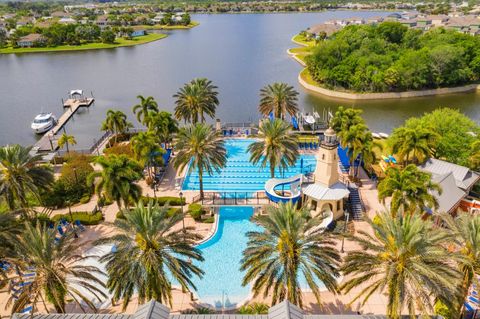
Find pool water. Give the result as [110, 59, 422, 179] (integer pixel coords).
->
[182, 139, 317, 192]
[191, 206, 261, 309]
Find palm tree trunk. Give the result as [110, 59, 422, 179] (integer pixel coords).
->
[66, 142, 69, 153]
[198, 169, 204, 200]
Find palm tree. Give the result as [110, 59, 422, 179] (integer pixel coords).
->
[88, 154, 143, 209]
[389, 126, 438, 164]
[248, 119, 298, 178]
[351, 131, 382, 177]
[340, 123, 368, 177]
[0, 212, 19, 283]
[174, 123, 227, 199]
[0, 145, 54, 210]
[241, 202, 340, 308]
[144, 111, 178, 148]
[101, 109, 133, 144]
[7, 222, 105, 314]
[330, 106, 364, 135]
[94, 201, 204, 310]
[173, 78, 219, 124]
[258, 82, 299, 119]
[238, 303, 269, 314]
[377, 164, 441, 216]
[57, 133, 76, 154]
[132, 95, 159, 125]
[442, 213, 480, 316]
[130, 131, 164, 178]
[341, 211, 462, 319]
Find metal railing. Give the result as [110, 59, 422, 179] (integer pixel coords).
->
[192, 191, 272, 205]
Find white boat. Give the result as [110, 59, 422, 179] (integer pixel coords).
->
[379, 132, 389, 139]
[31, 113, 56, 134]
[372, 132, 381, 139]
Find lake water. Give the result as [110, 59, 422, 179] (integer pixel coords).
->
[1, 12, 479, 148]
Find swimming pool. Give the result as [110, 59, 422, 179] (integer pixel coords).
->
[182, 139, 317, 192]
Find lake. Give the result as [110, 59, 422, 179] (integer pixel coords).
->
[1, 11, 479, 148]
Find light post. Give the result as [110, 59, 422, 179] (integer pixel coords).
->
[179, 192, 185, 235]
[341, 210, 350, 253]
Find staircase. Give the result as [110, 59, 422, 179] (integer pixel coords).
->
[347, 186, 364, 221]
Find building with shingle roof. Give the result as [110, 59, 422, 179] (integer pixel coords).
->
[418, 158, 480, 213]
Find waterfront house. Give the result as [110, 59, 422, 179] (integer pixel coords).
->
[16, 33, 45, 47]
[130, 26, 146, 37]
[366, 16, 384, 24]
[307, 23, 342, 38]
[96, 15, 109, 29]
[426, 14, 449, 26]
[58, 17, 76, 24]
[418, 158, 480, 214]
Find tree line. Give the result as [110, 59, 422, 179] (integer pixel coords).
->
[306, 22, 480, 92]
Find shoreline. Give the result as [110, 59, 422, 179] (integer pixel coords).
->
[289, 34, 480, 100]
[0, 33, 167, 55]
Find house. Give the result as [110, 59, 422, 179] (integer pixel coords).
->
[96, 15, 109, 29]
[151, 13, 164, 24]
[426, 14, 449, 26]
[16, 33, 45, 47]
[11, 300, 437, 319]
[307, 23, 342, 38]
[50, 11, 70, 19]
[16, 17, 35, 28]
[366, 16, 384, 24]
[0, 19, 6, 32]
[418, 158, 480, 214]
[130, 26, 146, 37]
[58, 17, 76, 24]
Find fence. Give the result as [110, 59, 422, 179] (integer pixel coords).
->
[192, 191, 272, 205]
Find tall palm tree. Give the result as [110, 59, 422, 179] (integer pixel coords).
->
[340, 123, 368, 177]
[7, 222, 106, 314]
[174, 124, 226, 199]
[173, 78, 219, 124]
[101, 109, 133, 144]
[377, 164, 441, 216]
[442, 213, 480, 317]
[0, 144, 54, 210]
[258, 82, 299, 119]
[248, 119, 298, 178]
[341, 211, 462, 319]
[241, 202, 340, 308]
[132, 95, 159, 125]
[88, 154, 143, 209]
[94, 201, 204, 310]
[389, 126, 438, 164]
[130, 131, 164, 178]
[57, 133, 76, 154]
[144, 111, 178, 148]
[351, 131, 382, 177]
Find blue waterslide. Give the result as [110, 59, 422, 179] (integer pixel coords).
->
[264, 174, 303, 203]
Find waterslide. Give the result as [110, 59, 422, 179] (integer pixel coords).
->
[265, 174, 303, 203]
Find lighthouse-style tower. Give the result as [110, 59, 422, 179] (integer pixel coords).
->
[302, 127, 350, 220]
[314, 127, 339, 187]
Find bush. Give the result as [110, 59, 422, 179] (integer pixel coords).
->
[104, 143, 134, 157]
[141, 196, 186, 206]
[80, 194, 91, 204]
[188, 203, 204, 220]
[203, 216, 215, 223]
[51, 211, 104, 225]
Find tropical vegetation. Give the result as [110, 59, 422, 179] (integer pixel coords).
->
[377, 164, 441, 215]
[341, 211, 463, 318]
[173, 78, 219, 124]
[94, 201, 204, 309]
[258, 82, 299, 119]
[307, 22, 480, 92]
[101, 109, 132, 144]
[248, 119, 299, 178]
[174, 123, 226, 199]
[57, 133, 76, 154]
[241, 202, 341, 308]
[132, 95, 159, 125]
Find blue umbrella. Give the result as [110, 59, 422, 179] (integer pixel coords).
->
[269, 112, 274, 121]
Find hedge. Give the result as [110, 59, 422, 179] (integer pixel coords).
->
[51, 211, 104, 225]
[116, 207, 182, 220]
[188, 203, 204, 221]
[140, 196, 186, 206]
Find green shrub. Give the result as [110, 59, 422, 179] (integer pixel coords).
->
[203, 216, 215, 223]
[141, 196, 186, 206]
[434, 300, 452, 319]
[80, 194, 91, 204]
[51, 211, 104, 225]
[117, 208, 181, 220]
[104, 143, 134, 157]
[188, 203, 204, 220]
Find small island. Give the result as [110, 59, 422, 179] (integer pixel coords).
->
[290, 16, 480, 99]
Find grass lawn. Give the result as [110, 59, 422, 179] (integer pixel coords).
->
[141, 21, 199, 30]
[0, 33, 167, 54]
[292, 33, 316, 47]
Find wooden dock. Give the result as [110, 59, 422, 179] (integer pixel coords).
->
[33, 98, 94, 152]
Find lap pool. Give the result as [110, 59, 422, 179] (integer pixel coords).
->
[182, 139, 317, 192]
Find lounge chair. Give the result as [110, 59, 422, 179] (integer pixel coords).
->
[74, 220, 86, 232]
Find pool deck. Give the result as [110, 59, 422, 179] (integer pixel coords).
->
[0, 149, 393, 317]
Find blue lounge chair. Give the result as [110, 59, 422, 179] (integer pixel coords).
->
[57, 225, 64, 236]
[465, 302, 474, 312]
[74, 220, 86, 232]
[309, 142, 313, 149]
[20, 306, 33, 314]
